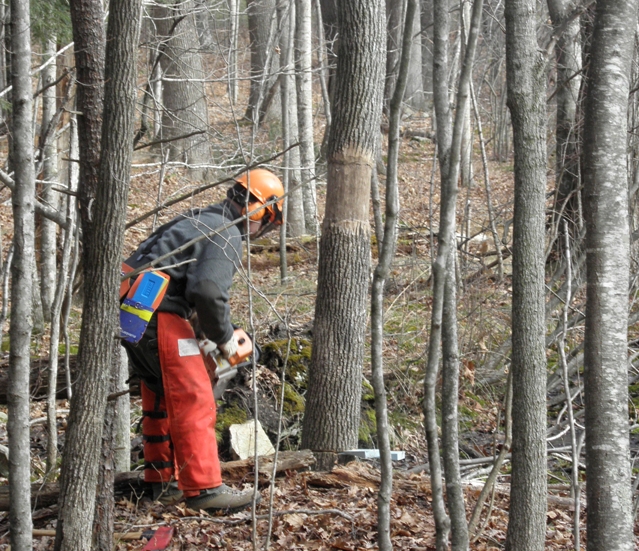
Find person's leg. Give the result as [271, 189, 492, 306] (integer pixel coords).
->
[156, 311, 222, 494]
[141, 381, 173, 483]
[156, 311, 259, 512]
[140, 381, 183, 504]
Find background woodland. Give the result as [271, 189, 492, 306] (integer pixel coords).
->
[0, 0, 636, 550]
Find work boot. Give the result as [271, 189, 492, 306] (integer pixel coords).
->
[186, 484, 260, 514]
[152, 481, 183, 505]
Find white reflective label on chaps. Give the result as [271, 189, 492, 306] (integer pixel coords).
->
[178, 338, 201, 357]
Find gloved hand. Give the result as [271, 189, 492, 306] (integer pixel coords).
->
[219, 333, 239, 359]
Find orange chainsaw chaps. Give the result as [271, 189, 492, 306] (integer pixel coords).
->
[156, 311, 222, 493]
[141, 382, 174, 484]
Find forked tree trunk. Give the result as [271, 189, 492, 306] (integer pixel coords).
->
[504, 0, 548, 549]
[371, 2, 416, 548]
[302, 0, 385, 471]
[56, 0, 140, 549]
[8, 0, 36, 549]
[581, 1, 637, 549]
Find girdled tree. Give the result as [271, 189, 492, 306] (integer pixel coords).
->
[301, 0, 385, 471]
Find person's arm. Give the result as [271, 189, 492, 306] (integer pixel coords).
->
[185, 226, 243, 348]
[189, 279, 234, 345]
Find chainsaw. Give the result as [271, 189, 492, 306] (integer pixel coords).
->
[199, 327, 258, 400]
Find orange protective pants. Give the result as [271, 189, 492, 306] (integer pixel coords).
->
[141, 311, 222, 496]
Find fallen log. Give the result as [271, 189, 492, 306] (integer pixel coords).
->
[0, 449, 315, 511]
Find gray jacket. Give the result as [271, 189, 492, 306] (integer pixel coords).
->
[126, 200, 243, 345]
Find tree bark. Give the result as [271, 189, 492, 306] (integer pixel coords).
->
[581, 1, 638, 550]
[504, 0, 548, 549]
[302, 0, 385, 470]
[245, 0, 277, 123]
[279, 1, 305, 237]
[295, 0, 318, 235]
[39, 38, 60, 322]
[548, 0, 581, 237]
[8, 0, 35, 548]
[55, 0, 141, 549]
[154, 0, 210, 179]
[370, 1, 416, 547]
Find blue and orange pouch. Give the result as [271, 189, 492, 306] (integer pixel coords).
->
[119, 266, 170, 344]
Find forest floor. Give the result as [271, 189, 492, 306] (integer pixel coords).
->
[0, 81, 637, 549]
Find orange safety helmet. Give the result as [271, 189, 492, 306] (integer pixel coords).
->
[234, 169, 285, 225]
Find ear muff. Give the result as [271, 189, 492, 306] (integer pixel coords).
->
[243, 202, 266, 221]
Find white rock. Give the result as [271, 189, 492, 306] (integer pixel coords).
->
[229, 420, 275, 460]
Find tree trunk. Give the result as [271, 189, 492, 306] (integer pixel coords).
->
[295, 0, 318, 235]
[384, 0, 406, 115]
[426, 0, 452, 540]
[504, 0, 548, 549]
[226, 0, 239, 104]
[39, 38, 60, 323]
[581, 1, 637, 550]
[154, 0, 210, 179]
[371, 2, 417, 548]
[8, 0, 35, 548]
[55, 0, 141, 549]
[420, 0, 433, 108]
[245, 0, 277, 123]
[279, 1, 305, 237]
[302, 0, 385, 470]
[548, 0, 581, 243]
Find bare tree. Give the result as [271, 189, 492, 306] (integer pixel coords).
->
[295, 0, 318, 234]
[7, 0, 35, 549]
[547, 0, 581, 238]
[55, 0, 141, 548]
[384, 0, 406, 115]
[504, 0, 548, 548]
[245, 0, 278, 123]
[581, 1, 638, 549]
[39, 37, 60, 322]
[279, 1, 305, 237]
[371, 2, 417, 548]
[153, 0, 210, 178]
[426, 0, 482, 547]
[302, 0, 385, 471]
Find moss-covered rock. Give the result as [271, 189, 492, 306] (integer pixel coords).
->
[215, 405, 248, 444]
[282, 382, 305, 416]
[261, 338, 312, 390]
[361, 378, 375, 402]
[358, 407, 377, 447]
